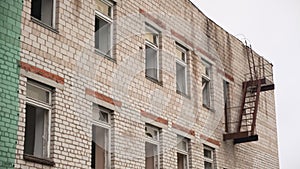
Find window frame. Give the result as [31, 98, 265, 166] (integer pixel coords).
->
[94, 0, 114, 58]
[25, 80, 52, 159]
[145, 124, 160, 169]
[223, 80, 230, 132]
[31, 0, 57, 28]
[176, 44, 188, 95]
[202, 60, 212, 108]
[203, 145, 215, 169]
[145, 25, 160, 81]
[177, 135, 189, 169]
[91, 104, 112, 169]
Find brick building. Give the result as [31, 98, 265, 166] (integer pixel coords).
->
[0, 0, 279, 168]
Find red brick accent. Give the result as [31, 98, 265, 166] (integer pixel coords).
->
[20, 61, 64, 84]
[140, 110, 168, 125]
[225, 72, 234, 82]
[172, 123, 195, 136]
[217, 68, 235, 82]
[171, 29, 194, 48]
[85, 88, 122, 107]
[170, 30, 215, 62]
[195, 46, 215, 62]
[139, 9, 166, 29]
[200, 134, 220, 146]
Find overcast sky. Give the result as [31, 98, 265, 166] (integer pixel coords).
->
[190, 0, 300, 168]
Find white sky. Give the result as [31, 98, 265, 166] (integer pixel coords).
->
[190, 0, 300, 168]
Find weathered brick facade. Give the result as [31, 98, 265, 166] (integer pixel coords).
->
[2, 0, 280, 168]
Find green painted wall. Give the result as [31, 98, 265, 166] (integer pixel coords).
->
[0, 0, 22, 168]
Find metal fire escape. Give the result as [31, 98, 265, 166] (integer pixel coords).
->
[223, 43, 275, 144]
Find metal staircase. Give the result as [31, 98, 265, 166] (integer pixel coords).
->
[223, 44, 275, 144]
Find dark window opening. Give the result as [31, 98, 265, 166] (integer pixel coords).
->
[31, 0, 54, 26]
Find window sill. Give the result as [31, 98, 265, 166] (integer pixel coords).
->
[202, 104, 216, 113]
[203, 104, 211, 110]
[146, 76, 163, 86]
[23, 154, 55, 166]
[31, 17, 59, 34]
[176, 90, 190, 99]
[94, 49, 116, 63]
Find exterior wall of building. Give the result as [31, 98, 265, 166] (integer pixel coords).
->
[0, 0, 23, 168]
[13, 0, 279, 169]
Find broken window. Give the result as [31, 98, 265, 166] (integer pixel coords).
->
[204, 145, 215, 169]
[145, 124, 160, 169]
[177, 136, 189, 169]
[176, 45, 188, 95]
[202, 60, 211, 108]
[95, 0, 113, 58]
[145, 25, 160, 81]
[91, 104, 111, 169]
[31, 0, 56, 27]
[24, 80, 52, 158]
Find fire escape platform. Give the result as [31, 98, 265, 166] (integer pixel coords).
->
[261, 83, 275, 92]
[223, 132, 258, 144]
[243, 78, 275, 92]
[234, 135, 258, 144]
[223, 131, 249, 140]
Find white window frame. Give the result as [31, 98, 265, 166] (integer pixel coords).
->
[176, 44, 188, 95]
[52, 0, 56, 28]
[145, 124, 160, 169]
[25, 80, 52, 158]
[204, 145, 215, 169]
[31, 0, 56, 28]
[145, 25, 160, 81]
[177, 135, 189, 169]
[202, 60, 212, 108]
[95, 0, 114, 58]
[92, 104, 111, 169]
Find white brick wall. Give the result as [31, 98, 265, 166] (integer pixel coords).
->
[15, 0, 279, 168]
